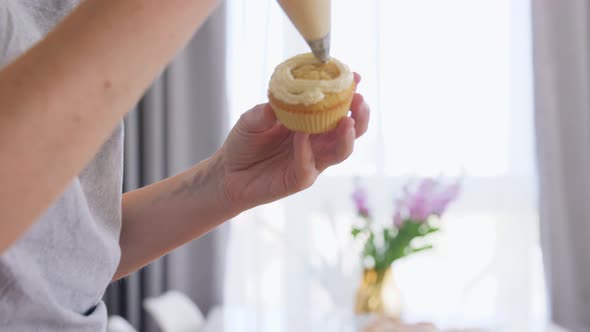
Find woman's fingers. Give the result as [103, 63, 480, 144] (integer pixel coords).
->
[292, 132, 316, 191]
[350, 93, 370, 138]
[334, 117, 356, 163]
[313, 117, 355, 171]
[291, 70, 365, 176]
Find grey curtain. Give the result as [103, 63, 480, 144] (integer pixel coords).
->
[105, 4, 230, 331]
[533, 1, 590, 331]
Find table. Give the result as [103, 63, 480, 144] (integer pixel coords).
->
[201, 306, 569, 332]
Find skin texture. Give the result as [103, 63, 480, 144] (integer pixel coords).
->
[0, 0, 371, 280]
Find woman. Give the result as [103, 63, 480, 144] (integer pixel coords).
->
[0, 0, 370, 330]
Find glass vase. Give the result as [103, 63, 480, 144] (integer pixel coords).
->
[354, 267, 402, 318]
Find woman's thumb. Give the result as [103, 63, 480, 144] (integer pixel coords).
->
[238, 103, 277, 133]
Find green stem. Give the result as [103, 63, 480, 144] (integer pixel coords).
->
[411, 245, 433, 254]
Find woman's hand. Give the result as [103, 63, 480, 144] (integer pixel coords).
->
[117, 74, 368, 278]
[220, 73, 370, 211]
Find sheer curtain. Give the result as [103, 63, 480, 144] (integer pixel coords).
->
[224, 0, 544, 331]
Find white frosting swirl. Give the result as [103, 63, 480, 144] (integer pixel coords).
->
[269, 53, 354, 106]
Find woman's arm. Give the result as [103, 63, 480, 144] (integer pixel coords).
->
[116, 152, 232, 280]
[0, 0, 219, 254]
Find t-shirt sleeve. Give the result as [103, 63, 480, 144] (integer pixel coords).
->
[0, 4, 15, 67]
[0, 2, 41, 68]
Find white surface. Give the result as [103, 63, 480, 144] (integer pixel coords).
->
[107, 315, 138, 332]
[203, 306, 568, 332]
[546, 324, 569, 332]
[143, 290, 205, 332]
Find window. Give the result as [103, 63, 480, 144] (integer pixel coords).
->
[225, 0, 544, 330]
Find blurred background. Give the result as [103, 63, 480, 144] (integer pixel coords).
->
[105, 0, 590, 331]
[225, 0, 539, 330]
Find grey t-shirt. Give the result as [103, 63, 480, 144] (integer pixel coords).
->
[0, 1, 124, 331]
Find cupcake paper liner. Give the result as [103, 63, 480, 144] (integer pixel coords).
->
[270, 100, 352, 134]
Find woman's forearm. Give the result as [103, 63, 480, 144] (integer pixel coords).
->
[115, 152, 237, 280]
[0, 0, 219, 253]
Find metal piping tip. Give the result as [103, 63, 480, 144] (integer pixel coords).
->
[307, 33, 331, 63]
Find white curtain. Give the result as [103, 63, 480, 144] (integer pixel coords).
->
[224, 0, 544, 331]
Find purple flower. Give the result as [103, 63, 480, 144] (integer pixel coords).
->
[430, 182, 461, 216]
[352, 185, 370, 218]
[393, 210, 403, 228]
[393, 178, 461, 227]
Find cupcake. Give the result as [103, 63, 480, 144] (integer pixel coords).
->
[268, 53, 355, 134]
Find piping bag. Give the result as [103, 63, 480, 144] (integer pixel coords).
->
[277, 0, 331, 62]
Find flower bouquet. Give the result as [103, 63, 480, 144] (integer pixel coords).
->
[351, 178, 461, 316]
